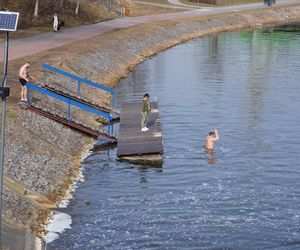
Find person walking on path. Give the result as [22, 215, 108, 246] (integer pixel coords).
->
[53, 13, 59, 32]
[18, 62, 34, 102]
[141, 93, 151, 132]
[204, 128, 219, 151]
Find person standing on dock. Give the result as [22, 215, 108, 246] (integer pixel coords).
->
[141, 93, 151, 132]
[18, 62, 34, 102]
[205, 128, 219, 151]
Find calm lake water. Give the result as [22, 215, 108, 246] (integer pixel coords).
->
[47, 28, 300, 249]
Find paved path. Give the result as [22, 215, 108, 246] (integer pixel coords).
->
[0, 0, 299, 62]
[167, 0, 202, 8]
[133, 0, 194, 9]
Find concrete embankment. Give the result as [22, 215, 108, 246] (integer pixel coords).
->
[2, 3, 300, 246]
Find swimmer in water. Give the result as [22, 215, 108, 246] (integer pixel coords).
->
[204, 128, 219, 151]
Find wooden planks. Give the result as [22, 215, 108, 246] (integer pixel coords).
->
[117, 101, 163, 160]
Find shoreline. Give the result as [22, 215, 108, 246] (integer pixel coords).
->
[43, 147, 91, 245]
[2, 4, 300, 247]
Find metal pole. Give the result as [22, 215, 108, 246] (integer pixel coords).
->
[0, 31, 9, 244]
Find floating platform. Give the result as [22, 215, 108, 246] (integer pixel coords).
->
[117, 101, 163, 165]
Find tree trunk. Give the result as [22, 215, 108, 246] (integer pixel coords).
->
[75, 0, 80, 15]
[34, 0, 39, 17]
[59, 0, 64, 9]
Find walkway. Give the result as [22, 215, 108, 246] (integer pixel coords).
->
[167, 0, 202, 8]
[133, 0, 194, 10]
[0, 0, 298, 62]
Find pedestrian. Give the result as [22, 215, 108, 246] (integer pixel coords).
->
[141, 93, 151, 132]
[18, 62, 34, 102]
[53, 13, 58, 32]
[204, 128, 219, 151]
[57, 19, 62, 31]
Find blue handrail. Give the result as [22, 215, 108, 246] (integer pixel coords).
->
[27, 82, 113, 134]
[42, 64, 116, 95]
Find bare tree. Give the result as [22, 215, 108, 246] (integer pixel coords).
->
[75, 0, 80, 14]
[59, 0, 65, 9]
[33, 0, 39, 17]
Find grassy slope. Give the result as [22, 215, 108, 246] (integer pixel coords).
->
[0, 0, 116, 37]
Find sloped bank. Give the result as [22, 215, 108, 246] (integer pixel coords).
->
[3, 3, 300, 246]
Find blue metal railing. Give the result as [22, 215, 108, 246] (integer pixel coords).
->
[42, 64, 116, 97]
[27, 82, 113, 135]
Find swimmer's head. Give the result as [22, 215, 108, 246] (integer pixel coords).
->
[209, 131, 215, 136]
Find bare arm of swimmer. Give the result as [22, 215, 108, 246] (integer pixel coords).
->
[212, 128, 219, 141]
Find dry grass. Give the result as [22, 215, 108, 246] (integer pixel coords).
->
[0, 0, 116, 29]
[0, 0, 179, 38]
[0, 0, 118, 40]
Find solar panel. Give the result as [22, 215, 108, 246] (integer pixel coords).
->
[0, 11, 19, 32]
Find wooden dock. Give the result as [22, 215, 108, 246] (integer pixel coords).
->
[117, 101, 163, 165]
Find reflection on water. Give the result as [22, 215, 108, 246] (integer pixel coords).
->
[47, 29, 300, 249]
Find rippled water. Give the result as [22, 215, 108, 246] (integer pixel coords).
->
[47, 28, 300, 249]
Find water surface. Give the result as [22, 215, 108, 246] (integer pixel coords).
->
[47, 28, 300, 249]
